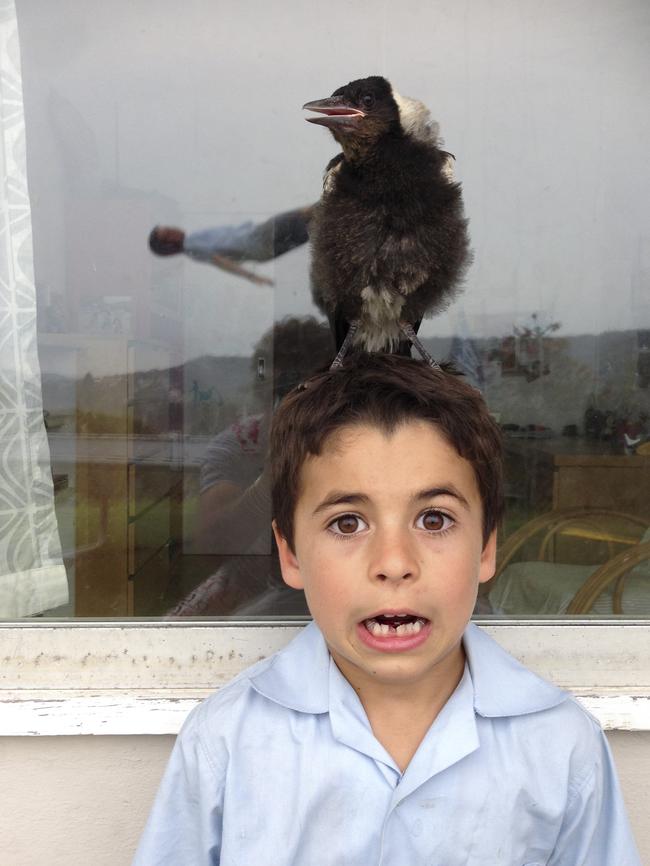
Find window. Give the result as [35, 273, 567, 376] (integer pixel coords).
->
[3, 0, 649, 622]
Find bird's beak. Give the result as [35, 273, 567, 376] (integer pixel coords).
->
[303, 95, 365, 130]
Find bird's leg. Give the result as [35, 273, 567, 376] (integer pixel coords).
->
[399, 322, 440, 369]
[330, 321, 360, 369]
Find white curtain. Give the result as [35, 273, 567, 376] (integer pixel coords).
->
[0, 1, 68, 616]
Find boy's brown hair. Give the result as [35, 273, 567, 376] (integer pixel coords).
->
[270, 353, 504, 551]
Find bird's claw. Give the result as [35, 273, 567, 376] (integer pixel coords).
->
[399, 322, 440, 368]
[329, 320, 360, 369]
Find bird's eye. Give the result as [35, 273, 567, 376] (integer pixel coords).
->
[416, 510, 454, 533]
[328, 514, 368, 536]
[361, 93, 375, 109]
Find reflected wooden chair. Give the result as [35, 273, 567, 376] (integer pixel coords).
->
[565, 539, 650, 614]
[490, 509, 650, 615]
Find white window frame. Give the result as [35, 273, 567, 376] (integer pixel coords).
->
[1, 619, 649, 735]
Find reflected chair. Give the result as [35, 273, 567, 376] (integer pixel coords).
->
[488, 509, 650, 616]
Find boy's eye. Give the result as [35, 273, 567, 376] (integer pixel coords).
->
[328, 514, 368, 536]
[417, 510, 453, 532]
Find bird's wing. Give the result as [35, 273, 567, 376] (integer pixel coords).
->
[323, 153, 344, 193]
[441, 152, 456, 181]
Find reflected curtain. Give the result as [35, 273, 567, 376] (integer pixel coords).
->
[0, 2, 68, 616]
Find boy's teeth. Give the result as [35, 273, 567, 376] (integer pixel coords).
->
[364, 618, 425, 636]
[396, 620, 423, 635]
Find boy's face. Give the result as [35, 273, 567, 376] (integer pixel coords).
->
[274, 420, 496, 700]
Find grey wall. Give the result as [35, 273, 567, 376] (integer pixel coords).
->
[0, 732, 648, 864]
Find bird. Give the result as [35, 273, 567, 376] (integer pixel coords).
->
[303, 76, 471, 367]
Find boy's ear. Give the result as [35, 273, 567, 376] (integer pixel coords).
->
[478, 530, 498, 584]
[272, 521, 305, 590]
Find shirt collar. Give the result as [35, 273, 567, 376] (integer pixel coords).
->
[463, 622, 568, 717]
[249, 620, 568, 719]
[249, 621, 330, 713]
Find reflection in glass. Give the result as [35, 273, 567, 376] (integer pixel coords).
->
[10, 0, 650, 618]
[480, 325, 650, 616]
[173, 315, 332, 617]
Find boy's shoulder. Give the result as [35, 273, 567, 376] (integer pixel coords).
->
[190, 650, 280, 727]
[178, 652, 279, 775]
[464, 621, 597, 723]
[464, 622, 607, 782]
[184, 623, 328, 758]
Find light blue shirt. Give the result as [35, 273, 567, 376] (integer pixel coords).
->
[184, 223, 264, 262]
[133, 623, 641, 865]
[183, 209, 309, 264]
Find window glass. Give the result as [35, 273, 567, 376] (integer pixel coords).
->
[7, 0, 650, 619]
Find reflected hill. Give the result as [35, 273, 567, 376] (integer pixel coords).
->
[39, 329, 649, 453]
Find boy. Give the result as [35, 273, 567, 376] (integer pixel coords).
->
[133, 354, 641, 865]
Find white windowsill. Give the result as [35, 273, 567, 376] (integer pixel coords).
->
[1, 620, 649, 735]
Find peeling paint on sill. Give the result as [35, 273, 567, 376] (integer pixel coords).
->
[1, 623, 649, 735]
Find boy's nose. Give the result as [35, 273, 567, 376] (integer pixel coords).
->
[368, 528, 420, 583]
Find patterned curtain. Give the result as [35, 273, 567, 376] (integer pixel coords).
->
[0, 2, 68, 616]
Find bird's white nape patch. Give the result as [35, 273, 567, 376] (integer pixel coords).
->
[393, 87, 455, 179]
[392, 89, 440, 145]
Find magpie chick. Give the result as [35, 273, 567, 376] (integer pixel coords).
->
[304, 76, 471, 367]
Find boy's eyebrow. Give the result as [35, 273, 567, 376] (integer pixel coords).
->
[415, 486, 471, 510]
[312, 492, 369, 515]
[312, 485, 471, 516]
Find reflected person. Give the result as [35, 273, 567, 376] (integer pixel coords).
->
[149, 206, 312, 285]
[170, 316, 333, 616]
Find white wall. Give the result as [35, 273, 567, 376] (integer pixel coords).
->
[0, 732, 648, 865]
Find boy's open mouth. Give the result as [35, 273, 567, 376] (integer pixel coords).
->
[362, 613, 429, 637]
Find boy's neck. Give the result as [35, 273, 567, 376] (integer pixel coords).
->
[331, 642, 467, 773]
